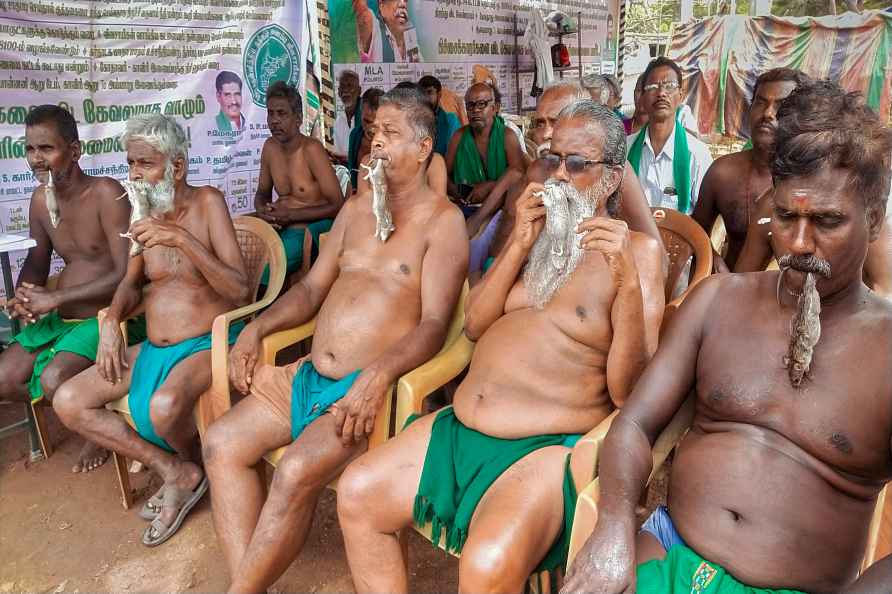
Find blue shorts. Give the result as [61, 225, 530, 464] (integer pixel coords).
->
[640, 505, 687, 552]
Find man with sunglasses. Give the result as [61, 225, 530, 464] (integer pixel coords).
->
[445, 82, 526, 216]
[338, 99, 665, 592]
[627, 57, 713, 215]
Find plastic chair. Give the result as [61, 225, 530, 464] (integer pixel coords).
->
[651, 207, 713, 327]
[565, 396, 890, 576]
[104, 216, 286, 509]
[199, 275, 471, 494]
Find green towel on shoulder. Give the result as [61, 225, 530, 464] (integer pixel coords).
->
[453, 115, 508, 185]
[628, 114, 693, 214]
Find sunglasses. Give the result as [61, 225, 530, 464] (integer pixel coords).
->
[465, 99, 493, 111]
[643, 80, 680, 93]
[541, 153, 613, 175]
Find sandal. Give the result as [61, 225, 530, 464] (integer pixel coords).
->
[137, 486, 165, 521]
[141, 475, 208, 547]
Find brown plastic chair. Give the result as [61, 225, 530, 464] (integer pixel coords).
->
[565, 395, 890, 576]
[104, 216, 286, 509]
[651, 208, 713, 328]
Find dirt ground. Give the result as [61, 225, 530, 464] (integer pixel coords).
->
[0, 404, 458, 594]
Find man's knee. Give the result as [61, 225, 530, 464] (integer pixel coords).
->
[53, 381, 85, 426]
[39, 358, 85, 402]
[203, 415, 248, 468]
[337, 459, 381, 521]
[148, 390, 190, 439]
[459, 541, 525, 594]
[271, 449, 327, 500]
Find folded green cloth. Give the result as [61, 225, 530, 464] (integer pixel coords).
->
[12, 312, 147, 402]
[637, 544, 806, 594]
[129, 321, 243, 452]
[410, 406, 580, 578]
[453, 115, 508, 186]
[628, 115, 693, 214]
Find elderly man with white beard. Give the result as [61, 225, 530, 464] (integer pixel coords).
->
[200, 87, 468, 593]
[54, 113, 250, 546]
[336, 100, 665, 593]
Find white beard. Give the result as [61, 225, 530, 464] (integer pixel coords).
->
[523, 180, 602, 309]
[361, 157, 395, 242]
[117, 168, 176, 256]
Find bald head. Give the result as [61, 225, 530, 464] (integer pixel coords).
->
[530, 82, 589, 155]
[465, 82, 500, 132]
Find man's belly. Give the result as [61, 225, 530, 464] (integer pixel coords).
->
[669, 428, 879, 593]
[453, 314, 612, 439]
[311, 273, 421, 379]
[56, 259, 117, 319]
[144, 280, 234, 345]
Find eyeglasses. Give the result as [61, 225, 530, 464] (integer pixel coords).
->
[643, 80, 680, 93]
[541, 153, 613, 175]
[464, 99, 493, 111]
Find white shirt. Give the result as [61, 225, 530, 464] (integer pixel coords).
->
[361, 18, 419, 63]
[333, 109, 355, 156]
[626, 125, 713, 215]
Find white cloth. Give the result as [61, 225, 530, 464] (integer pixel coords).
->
[626, 126, 713, 215]
[522, 11, 554, 89]
[677, 104, 699, 135]
[333, 110, 355, 156]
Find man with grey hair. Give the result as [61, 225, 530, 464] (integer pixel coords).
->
[54, 113, 250, 546]
[337, 99, 665, 593]
[467, 80, 662, 284]
[201, 87, 468, 592]
[332, 69, 361, 162]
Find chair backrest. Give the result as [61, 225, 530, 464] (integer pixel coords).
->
[233, 216, 286, 304]
[651, 207, 713, 306]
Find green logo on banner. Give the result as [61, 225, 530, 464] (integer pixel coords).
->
[244, 24, 301, 108]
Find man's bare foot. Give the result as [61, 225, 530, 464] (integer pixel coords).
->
[71, 441, 109, 473]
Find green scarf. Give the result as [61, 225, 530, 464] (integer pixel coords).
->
[628, 116, 693, 214]
[216, 110, 242, 133]
[452, 115, 508, 185]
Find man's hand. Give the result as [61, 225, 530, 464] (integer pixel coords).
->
[14, 283, 59, 317]
[131, 218, 186, 249]
[330, 368, 392, 447]
[97, 317, 127, 384]
[560, 521, 637, 594]
[467, 181, 496, 205]
[578, 218, 639, 288]
[262, 201, 296, 226]
[5, 295, 36, 324]
[466, 211, 487, 239]
[510, 182, 546, 251]
[228, 323, 264, 394]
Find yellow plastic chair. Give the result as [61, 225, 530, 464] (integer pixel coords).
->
[104, 216, 286, 509]
[198, 276, 471, 494]
[565, 395, 890, 576]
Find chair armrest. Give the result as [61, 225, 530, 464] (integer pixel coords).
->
[394, 334, 474, 432]
[569, 409, 620, 493]
[566, 395, 696, 570]
[260, 319, 316, 366]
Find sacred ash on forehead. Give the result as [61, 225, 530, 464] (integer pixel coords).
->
[361, 157, 395, 242]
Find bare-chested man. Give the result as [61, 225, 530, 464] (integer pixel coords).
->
[693, 68, 810, 270]
[736, 167, 892, 299]
[0, 105, 141, 473]
[446, 83, 526, 214]
[255, 81, 344, 283]
[337, 100, 665, 593]
[201, 88, 467, 593]
[468, 82, 662, 284]
[563, 80, 892, 594]
[54, 113, 249, 546]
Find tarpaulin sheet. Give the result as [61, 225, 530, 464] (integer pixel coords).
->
[668, 10, 891, 138]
